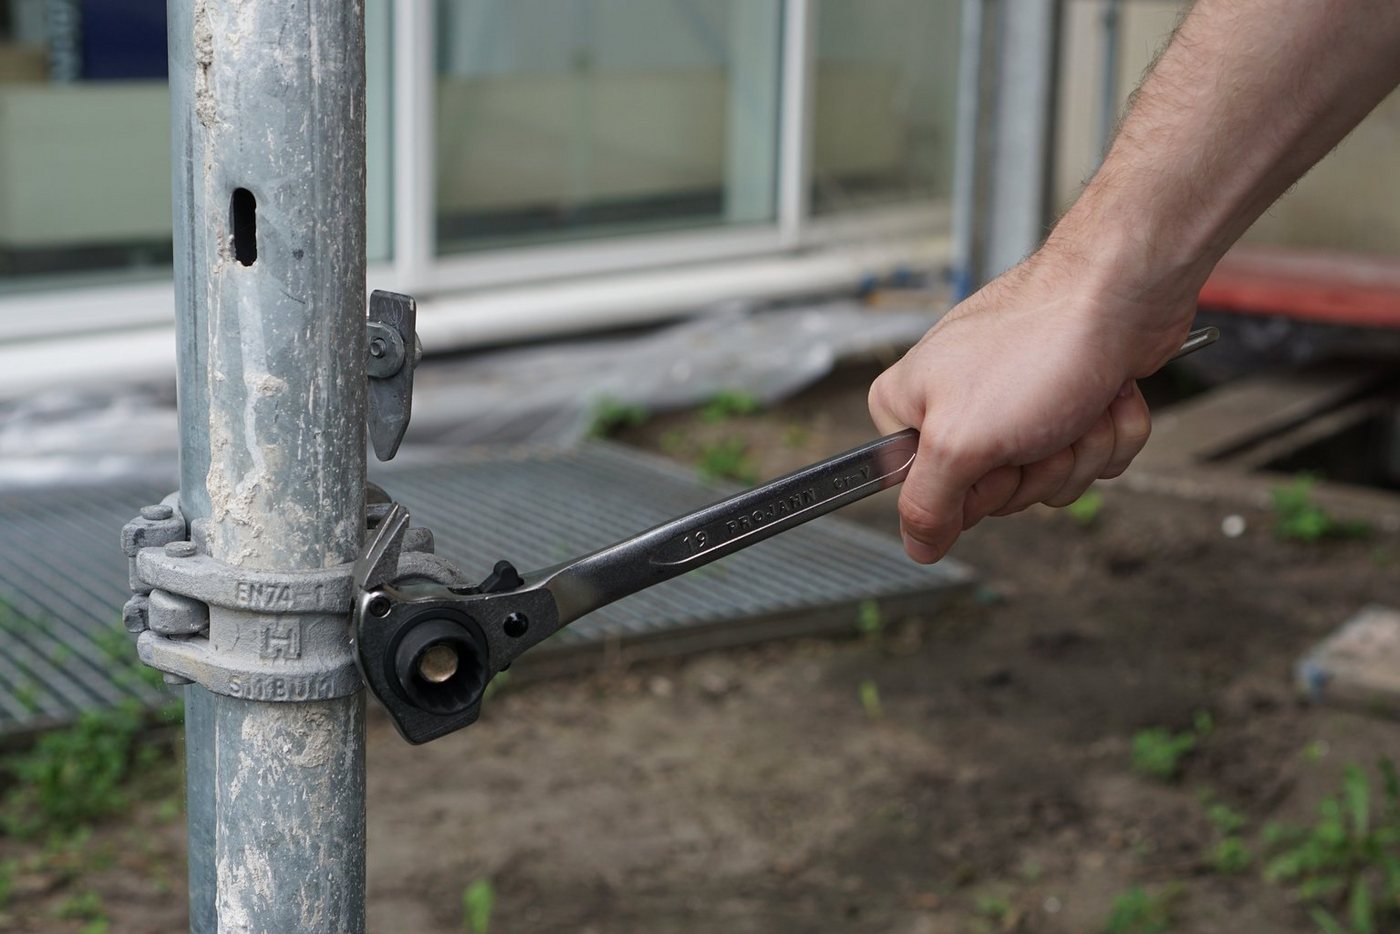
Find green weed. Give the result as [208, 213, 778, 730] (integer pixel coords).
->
[1205, 802, 1248, 836]
[1131, 713, 1211, 782]
[462, 878, 495, 934]
[1271, 475, 1370, 543]
[586, 397, 648, 439]
[14, 681, 40, 713]
[975, 893, 1013, 922]
[1066, 489, 1105, 526]
[1304, 741, 1331, 764]
[1209, 837, 1253, 874]
[696, 439, 758, 485]
[1104, 885, 1178, 934]
[0, 858, 15, 909]
[1, 701, 149, 837]
[57, 889, 105, 922]
[1264, 760, 1400, 933]
[855, 599, 884, 640]
[700, 390, 762, 423]
[858, 680, 883, 720]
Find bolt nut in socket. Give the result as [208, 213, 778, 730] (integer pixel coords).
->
[389, 612, 489, 716]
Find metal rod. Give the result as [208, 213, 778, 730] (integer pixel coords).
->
[950, 0, 986, 299]
[1097, 0, 1125, 160]
[986, 0, 1064, 279]
[168, 1, 369, 930]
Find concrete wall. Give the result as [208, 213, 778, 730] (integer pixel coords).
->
[1057, 0, 1400, 255]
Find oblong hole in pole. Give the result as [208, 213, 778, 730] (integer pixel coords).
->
[231, 188, 258, 266]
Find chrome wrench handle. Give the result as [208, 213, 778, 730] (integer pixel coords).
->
[536, 430, 919, 625]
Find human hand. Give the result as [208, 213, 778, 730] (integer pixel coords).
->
[868, 252, 1197, 563]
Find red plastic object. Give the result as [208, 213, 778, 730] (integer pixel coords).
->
[1199, 245, 1400, 328]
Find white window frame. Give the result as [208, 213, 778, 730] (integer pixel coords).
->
[0, 0, 952, 353]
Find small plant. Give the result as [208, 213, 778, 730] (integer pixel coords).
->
[1066, 489, 1105, 526]
[1131, 713, 1211, 782]
[1264, 760, 1400, 934]
[858, 680, 882, 720]
[1304, 741, 1331, 764]
[1104, 885, 1178, 934]
[855, 599, 884, 640]
[462, 878, 494, 934]
[57, 889, 105, 922]
[1271, 475, 1370, 543]
[1, 700, 149, 837]
[14, 681, 40, 713]
[0, 858, 15, 909]
[1209, 836, 1253, 875]
[1205, 801, 1248, 836]
[700, 389, 762, 423]
[696, 439, 758, 485]
[586, 397, 648, 439]
[975, 893, 1013, 922]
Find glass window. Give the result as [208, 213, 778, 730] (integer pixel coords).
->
[0, 0, 392, 293]
[0, 0, 172, 289]
[811, 0, 961, 215]
[433, 0, 782, 255]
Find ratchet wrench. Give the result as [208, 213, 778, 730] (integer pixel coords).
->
[355, 326, 1218, 742]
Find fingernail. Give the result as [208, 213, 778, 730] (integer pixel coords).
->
[901, 531, 942, 565]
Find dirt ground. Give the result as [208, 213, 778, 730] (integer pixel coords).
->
[4, 362, 1400, 933]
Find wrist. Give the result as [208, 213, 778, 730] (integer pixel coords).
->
[1045, 182, 1216, 311]
[1025, 192, 1208, 373]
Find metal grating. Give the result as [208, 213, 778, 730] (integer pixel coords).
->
[0, 443, 972, 736]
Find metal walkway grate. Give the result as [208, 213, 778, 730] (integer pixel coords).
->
[0, 443, 972, 736]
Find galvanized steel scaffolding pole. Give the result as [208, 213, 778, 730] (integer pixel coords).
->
[167, 1, 369, 930]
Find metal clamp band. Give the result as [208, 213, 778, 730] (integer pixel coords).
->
[122, 494, 463, 701]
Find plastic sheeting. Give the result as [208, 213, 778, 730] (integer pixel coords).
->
[408, 300, 940, 446]
[0, 300, 941, 488]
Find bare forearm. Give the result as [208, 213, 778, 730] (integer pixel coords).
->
[1054, 0, 1400, 307]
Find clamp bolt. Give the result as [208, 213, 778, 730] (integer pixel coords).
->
[141, 504, 175, 521]
[367, 594, 392, 618]
[165, 541, 197, 558]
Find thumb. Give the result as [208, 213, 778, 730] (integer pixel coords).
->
[896, 431, 987, 564]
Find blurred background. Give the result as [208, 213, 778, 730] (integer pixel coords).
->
[0, 1, 1398, 932]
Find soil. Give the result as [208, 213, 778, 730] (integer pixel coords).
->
[5, 363, 1400, 933]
